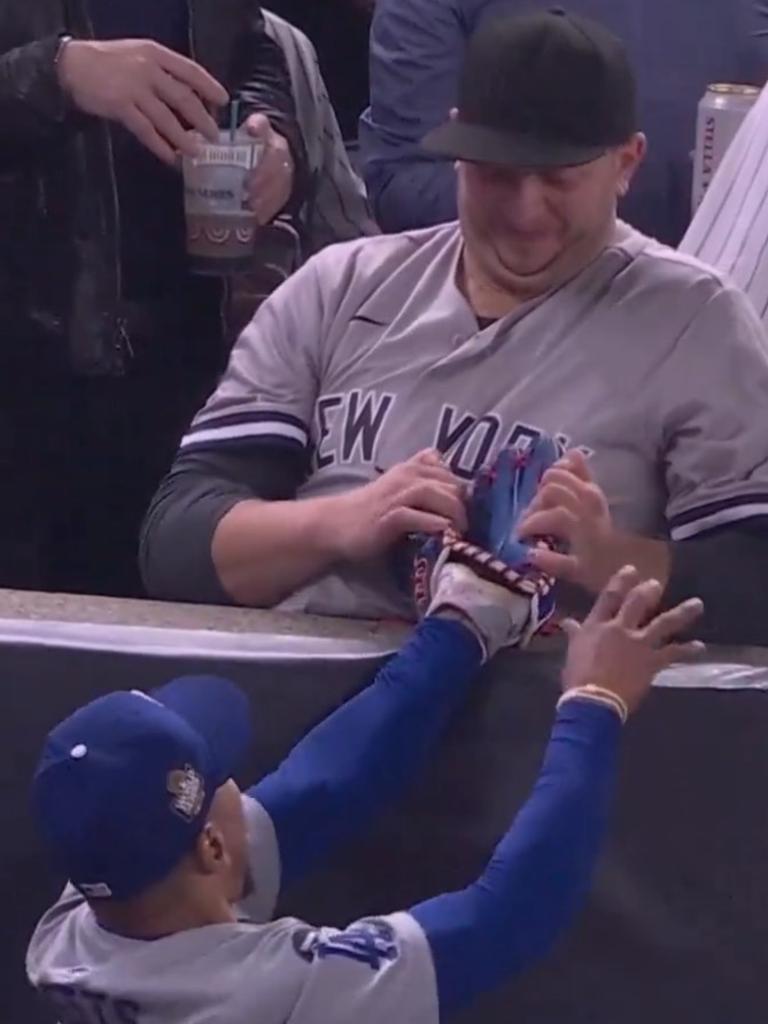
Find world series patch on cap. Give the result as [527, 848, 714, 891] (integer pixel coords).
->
[31, 675, 253, 900]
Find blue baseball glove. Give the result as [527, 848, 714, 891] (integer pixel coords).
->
[412, 436, 560, 647]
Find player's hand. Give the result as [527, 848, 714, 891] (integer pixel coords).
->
[326, 450, 468, 561]
[517, 449, 618, 592]
[243, 114, 294, 225]
[57, 39, 227, 164]
[561, 565, 705, 714]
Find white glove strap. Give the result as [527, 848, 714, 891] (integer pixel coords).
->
[427, 563, 532, 660]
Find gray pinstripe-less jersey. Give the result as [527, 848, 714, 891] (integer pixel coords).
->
[182, 221, 768, 619]
[27, 797, 437, 1024]
[681, 81, 768, 324]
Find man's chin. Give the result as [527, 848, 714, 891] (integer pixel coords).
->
[497, 249, 563, 279]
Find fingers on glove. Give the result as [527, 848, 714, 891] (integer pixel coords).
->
[383, 507, 451, 542]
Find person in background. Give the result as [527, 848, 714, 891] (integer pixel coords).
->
[267, 0, 375, 142]
[0, 1, 305, 598]
[228, 10, 379, 341]
[360, 0, 767, 242]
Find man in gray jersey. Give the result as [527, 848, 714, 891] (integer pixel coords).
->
[141, 10, 768, 644]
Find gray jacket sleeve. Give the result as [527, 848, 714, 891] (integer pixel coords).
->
[262, 9, 378, 251]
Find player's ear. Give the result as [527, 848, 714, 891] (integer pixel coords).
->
[194, 822, 229, 876]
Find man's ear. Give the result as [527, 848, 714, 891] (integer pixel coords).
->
[193, 822, 227, 875]
[617, 132, 647, 195]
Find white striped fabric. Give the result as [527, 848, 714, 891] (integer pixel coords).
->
[681, 82, 768, 329]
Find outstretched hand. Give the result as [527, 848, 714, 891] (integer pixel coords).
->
[561, 564, 705, 715]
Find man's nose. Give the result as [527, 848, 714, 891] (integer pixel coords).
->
[500, 173, 551, 230]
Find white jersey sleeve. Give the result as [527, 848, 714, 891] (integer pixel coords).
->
[681, 83, 768, 324]
[178, 256, 329, 457]
[656, 280, 768, 538]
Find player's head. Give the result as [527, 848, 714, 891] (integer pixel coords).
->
[423, 9, 646, 298]
[32, 675, 254, 928]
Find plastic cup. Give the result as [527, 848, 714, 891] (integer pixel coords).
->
[182, 130, 263, 275]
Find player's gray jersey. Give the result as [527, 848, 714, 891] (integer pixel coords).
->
[681, 82, 768, 324]
[27, 796, 437, 1024]
[181, 221, 768, 619]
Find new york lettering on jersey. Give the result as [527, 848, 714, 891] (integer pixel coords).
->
[312, 390, 586, 481]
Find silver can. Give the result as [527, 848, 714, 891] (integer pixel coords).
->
[692, 83, 760, 212]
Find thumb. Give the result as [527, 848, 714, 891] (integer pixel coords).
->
[560, 617, 581, 639]
[244, 113, 271, 139]
[414, 448, 443, 465]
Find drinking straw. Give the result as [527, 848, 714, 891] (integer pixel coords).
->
[229, 98, 239, 144]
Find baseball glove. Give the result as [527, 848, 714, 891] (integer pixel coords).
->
[412, 436, 560, 648]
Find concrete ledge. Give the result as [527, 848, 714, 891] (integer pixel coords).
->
[0, 588, 408, 640]
[0, 588, 765, 683]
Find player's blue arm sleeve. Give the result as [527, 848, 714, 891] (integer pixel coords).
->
[358, 0, 463, 231]
[249, 617, 482, 887]
[411, 699, 621, 1017]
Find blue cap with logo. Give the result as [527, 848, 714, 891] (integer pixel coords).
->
[32, 675, 253, 900]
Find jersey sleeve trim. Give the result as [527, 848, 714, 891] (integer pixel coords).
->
[669, 494, 768, 540]
[180, 411, 309, 454]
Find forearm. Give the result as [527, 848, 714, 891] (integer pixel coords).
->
[411, 700, 621, 1016]
[250, 617, 482, 885]
[212, 493, 347, 606]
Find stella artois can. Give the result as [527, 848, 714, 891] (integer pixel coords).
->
[692, 83, 760, 212]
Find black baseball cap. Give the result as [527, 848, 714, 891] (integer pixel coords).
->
[423, 8, 637, 168]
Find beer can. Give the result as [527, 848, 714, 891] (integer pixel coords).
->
[692, 83, 760, 212]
